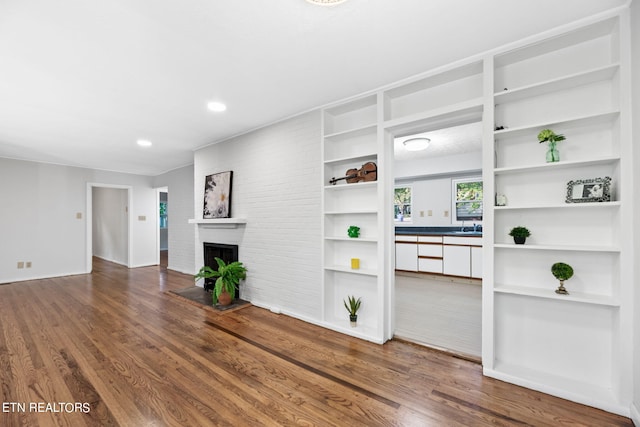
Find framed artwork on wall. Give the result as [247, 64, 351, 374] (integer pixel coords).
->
[203, 171, 233, 218]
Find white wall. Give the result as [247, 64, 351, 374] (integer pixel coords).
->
[193, 111, 322, 319]
[153, 164, 195, 274]
[631, 1, 640, 424]
[92, 187, 128, 265]
[0, 157, 158, 283]
[395, 150, 482, 226]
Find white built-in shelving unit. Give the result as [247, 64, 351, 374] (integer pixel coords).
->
[321, 94, 385, 342]
[483, 12, 632, 416]
[320, 6, 632, 416]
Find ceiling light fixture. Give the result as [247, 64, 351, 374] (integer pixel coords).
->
[305, 0, 348, 5]
[403, 138, 430, 151]
[137, 139, 152, 147]
[207, 101, 227, 112]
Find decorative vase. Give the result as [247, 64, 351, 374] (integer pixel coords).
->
[545, 141, 559, 163]
[514, 236, 526, 245]
[349, 314, 357, 327]
[555, 280, 569, 295]
[217, 289, 232, 306]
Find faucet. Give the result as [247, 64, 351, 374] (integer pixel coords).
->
[473, 223, 479, 232]
[460, 220, 465, 232]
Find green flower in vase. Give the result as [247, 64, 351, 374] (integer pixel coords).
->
[537, 129, 565, 163]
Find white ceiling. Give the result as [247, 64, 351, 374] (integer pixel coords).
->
[0, 0, 626, 176]
[394, 121, 482, 162]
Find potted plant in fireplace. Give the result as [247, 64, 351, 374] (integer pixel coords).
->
[194, 257, 247, 306]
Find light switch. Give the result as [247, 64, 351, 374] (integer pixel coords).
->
[138, 215, 146, 221]
[444, 210, 449, 217]
[428, 210, 433, 216]
[76, 212, 83, 219]
[420, 211, 424, 217]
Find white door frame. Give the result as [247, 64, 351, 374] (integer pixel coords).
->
[156, 186, 168, 266]
[86, 183, 133, 272]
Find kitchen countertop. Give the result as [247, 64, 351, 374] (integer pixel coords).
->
[395, 226, 482, 236]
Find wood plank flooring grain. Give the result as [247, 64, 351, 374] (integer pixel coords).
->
[0, 258, 633, 426]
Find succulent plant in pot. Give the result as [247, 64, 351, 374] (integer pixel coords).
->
[195, 257, 247, 306]
[343, 295, 361, 327]
[508, 226, 531, 245]
[551, 262, 573, 295]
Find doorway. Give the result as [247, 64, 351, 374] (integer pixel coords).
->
[86, 183, 133, 272]
[390, 120, 483, 360]
[157, 187, 168, 268]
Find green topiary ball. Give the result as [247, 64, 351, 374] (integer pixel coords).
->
[551, 262, 574, 281]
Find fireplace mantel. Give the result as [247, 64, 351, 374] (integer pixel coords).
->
[188, 218, 247, 228]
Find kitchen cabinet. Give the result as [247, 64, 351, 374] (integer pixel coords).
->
[395, 234, 480, 278]
[418, 235, 443, 274]
[395, 235, 418, 271]
[443, 245, 471, 277]
[471, 246, 482, 279]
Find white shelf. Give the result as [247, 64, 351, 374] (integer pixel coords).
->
[324, 210, 378, 215]
[493, 111, 620, 140]
[493, 156, 620, 175]
[324, 153, 377, 166]
[323, 123, 377, 141]
[320, 318, 382, 344]
[494, 243, 619, 253]
[324, 181, 377, 191]
[485, 362, 621, 413]
[494, 201, 620, 210]
[494, 285, 619, 307]
[494, 64, 619, 104]
[324, 237, 378, 243]
[324, 265, 378, 276]
[188, 218, 247, 228]
[383, 98, 483, 132]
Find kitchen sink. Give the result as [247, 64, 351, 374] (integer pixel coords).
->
[453, 231, 483, 235]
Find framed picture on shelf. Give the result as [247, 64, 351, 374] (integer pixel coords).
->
[565, 176, 611, 203]
[203, 171, 233, 218]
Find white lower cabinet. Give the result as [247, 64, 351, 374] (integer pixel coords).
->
[443, 245, 471, 277]
[395, 242, 418, 271]
[395, 234, 481, 278]
[471, 246, 482, 279]
[418, 258, 442, 273]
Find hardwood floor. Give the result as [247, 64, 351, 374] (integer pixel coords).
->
[0, 259, 633, 426]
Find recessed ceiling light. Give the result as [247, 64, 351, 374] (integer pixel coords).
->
[207, 101, 227, 112]
[306, 0, 348, 5]
[137, 139, 152, 147]
[403, 138, 430, 151]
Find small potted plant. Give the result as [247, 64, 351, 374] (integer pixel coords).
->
[343, 295, 361, 327]
[537, 129, 566, 163]
[195, 257, 247, 306]
[551, 262, 573, 295]
[347, 225, 360, 238]
[508, 226, 531, 244]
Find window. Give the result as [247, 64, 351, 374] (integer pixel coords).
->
[394, 186, 412, 222]
[452, 177, 483, 222]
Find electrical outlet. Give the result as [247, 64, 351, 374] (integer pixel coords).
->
[420, 211, 424, 217]
[76, 212, 82, 219]
[428, 210, 433, 216]
[26, 262, 32, 268]
[444, 210, 449, 217]
[17, 261, 24, 269]
[138, 215, 146, 221]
